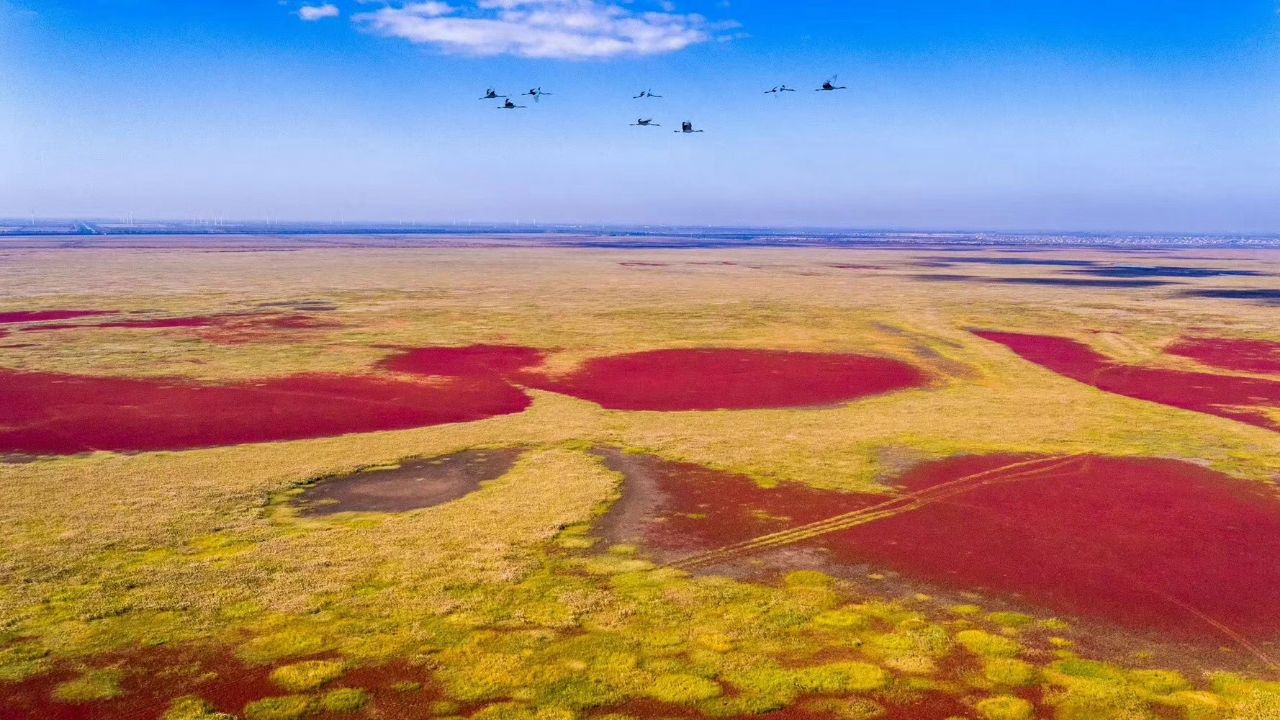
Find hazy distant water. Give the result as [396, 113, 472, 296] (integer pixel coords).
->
[1, 222, 1279, 250]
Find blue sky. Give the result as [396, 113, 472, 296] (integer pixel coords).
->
[2, 1, 1279, 232]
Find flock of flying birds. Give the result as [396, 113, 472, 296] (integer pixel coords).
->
[480, 77, 848, 134]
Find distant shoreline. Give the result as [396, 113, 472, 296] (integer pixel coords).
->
[2, 224, 1279, 249]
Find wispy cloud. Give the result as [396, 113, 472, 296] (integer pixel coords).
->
[353, 0, 735, 60]
[299, 4, 341, 21]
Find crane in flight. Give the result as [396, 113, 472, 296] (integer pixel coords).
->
[630, 118, 661, 127]
[633, 89, 663, 99]
[816, 76, 848, 92]
[480, 88, 507, 100]
[524, 87, 553, 102]
[675, 121, 704, 134]
[764, 85, 797, 96]
[498, 99, 527, 110]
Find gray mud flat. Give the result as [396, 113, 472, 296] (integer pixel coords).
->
[591, 448, 676, 557]
[296, 448, 521, 516]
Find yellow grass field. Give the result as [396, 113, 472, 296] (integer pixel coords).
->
[1, 242, 1278, 720]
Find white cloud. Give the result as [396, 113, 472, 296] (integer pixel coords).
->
[353, 0, 734, 60]
[299, 4, 341, 21]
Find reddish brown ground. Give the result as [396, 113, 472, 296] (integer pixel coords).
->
[594, 449, 857, 559]
[0, 649, 273, 720]
[0, 310, 115, 324]
[1165, 336, 1280, 375]
[520, 349, 926, 411]
[604, 451, 1280, 642]
[22, 317, 221, 331]
[0, 370, 531, 455]
[0, 647, 437, 720]
[16, 313, 341, 343]
[379, 345, 546, 378]
[975, 331, 1280, 431]
[194, 314, 341, 344]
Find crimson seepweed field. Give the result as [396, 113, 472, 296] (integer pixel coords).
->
[1, 237, 1279, 720]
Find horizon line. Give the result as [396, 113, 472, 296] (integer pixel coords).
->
[3, 218, 1280, 241]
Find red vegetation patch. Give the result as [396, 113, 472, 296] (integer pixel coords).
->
[0, 647, 437, 720]
[0, 370, 531, 455]
[334, 662, 445, 719]
[830, 455, 1280, 641]
[611, 452, 1280, 642]
[380, 345, 546, 378]
[0, 310, 114, 324]
[975, 331, 1280, 431]
[596, 450, 856, 559]
[1166, 336, 1280, 375]
[0, 649, 273, 720]
[521, 349, 925, 411]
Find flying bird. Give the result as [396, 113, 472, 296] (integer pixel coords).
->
[524, 87, 553, 102]
[480, 88, 507, 100]
[498, 99, 527, 110]
[764, 85, 797, 96]
[675, 121, 704, 134]
[816, 76, 848, 92]
[633, 89, 663, 99]
[631, 118, 661, 127]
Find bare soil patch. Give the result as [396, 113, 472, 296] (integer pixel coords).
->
[296, 448, 523, 515]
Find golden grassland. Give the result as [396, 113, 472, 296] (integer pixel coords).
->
[1, 244, 1279, 719]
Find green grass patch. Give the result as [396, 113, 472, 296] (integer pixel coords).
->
[320, 688, 370, 713]
[269, 660, 346, 692]
[0, 642, 51, 683]
[810, 608, 870, 631]
[793, 662, 889, 694]
[1128, 669, 1189, 696]
[975, 695, 1034, 720]
[52, 668, 124, 703]
[985, 612, 1033, 628]
[646, 674, 722, 704]
[243, 695, 315, 720]
[955, 630, 1021, 658]
[163, 696, 235, 720]
[983, 658, 1037, 688]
